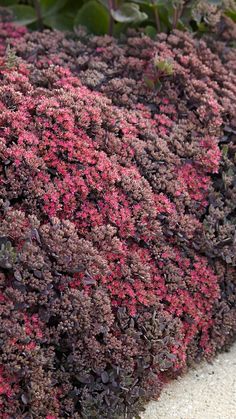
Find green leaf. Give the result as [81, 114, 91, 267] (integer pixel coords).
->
[154, 58, 173, 75]
[0, 0, 19, 5]
[113, 22, 127, 37]
[222, 145, 229, 158]
[177, 19, 188, 31]
[158, 4, 171, 29]
[143, 75, 155, 89]
[111, 3, 148, 23]
[197, 22, 208, 32]
[225, 9, 236, 23]
[144, 25, 157, 38]
[74, 0, 110, 35]
[131, 0, 152, 4]
[132, 0, 165, 5]
[43, 13, 74, 30]
[8, 5, 37, 25]
[39, 0, 68, 17]
[207, 0, 222, 4]
[97, 0, 109, 8]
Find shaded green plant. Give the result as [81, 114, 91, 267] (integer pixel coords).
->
[5, 44, 17, 67]
[0, 0, 235, 36]
[144, 55, 174, 90]
[0, 237, 17, 269]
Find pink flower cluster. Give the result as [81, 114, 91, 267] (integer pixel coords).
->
[0, 61, 221, 345]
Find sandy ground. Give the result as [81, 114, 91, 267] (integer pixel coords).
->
[142, 343, 236, 419]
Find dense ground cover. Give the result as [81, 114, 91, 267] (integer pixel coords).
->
[0, 13, 235, 419]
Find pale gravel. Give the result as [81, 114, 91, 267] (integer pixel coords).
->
[142, 343, 236, 419]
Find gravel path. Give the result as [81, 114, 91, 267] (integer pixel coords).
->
[142, 343, 236, 419]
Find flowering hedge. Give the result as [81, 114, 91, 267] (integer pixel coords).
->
[0, 16, 235, 418]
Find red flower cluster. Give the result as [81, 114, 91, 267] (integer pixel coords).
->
[0, 21, 26, 57]
[0, 63, 220, 316]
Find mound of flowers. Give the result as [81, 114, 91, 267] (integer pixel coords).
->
[0, 17, 235, 418]
[7, 17, 236, 264]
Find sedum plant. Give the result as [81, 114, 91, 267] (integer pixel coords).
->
[0, 12, 235, 417]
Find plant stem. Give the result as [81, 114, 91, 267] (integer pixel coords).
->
[173, 7, 177, 29]
[108, 0, 115, 36]
[33, 0, 43, 31]
[151, 1, 161, 32]
[173, 4, 183, 29]
[177, 4, 184, 25]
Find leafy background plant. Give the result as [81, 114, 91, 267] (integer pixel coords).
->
[0, 0, 235, 35]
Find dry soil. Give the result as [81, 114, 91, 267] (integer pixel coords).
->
[142, 343, 236, 419]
